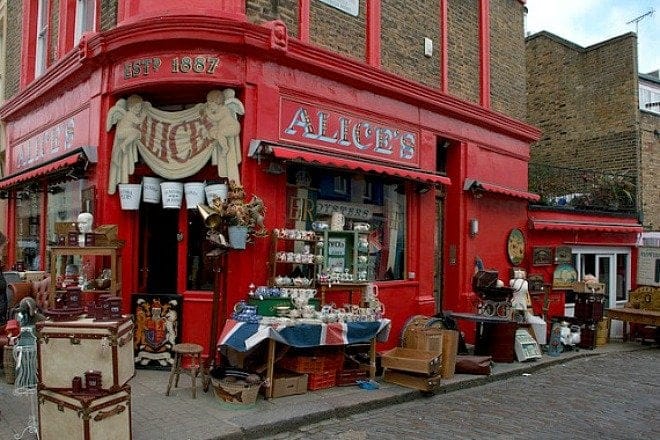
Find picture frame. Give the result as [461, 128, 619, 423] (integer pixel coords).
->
[527, 274, 545, 293]
[532, 247, 553, 266]
[555, 246, 573, 264]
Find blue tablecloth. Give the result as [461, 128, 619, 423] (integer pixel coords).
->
[218, 318, 391, 352]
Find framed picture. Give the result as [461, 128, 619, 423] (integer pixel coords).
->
[532, 247, 553, 266]
[553, 264, 578, 289]
[555, 246, 573, 264]
[528, 274, 545, 293]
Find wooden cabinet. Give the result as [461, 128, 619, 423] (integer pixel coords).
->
[321, 230, 370, 282]
[268, 230, 320, 289]
[48, 246, 123, 308]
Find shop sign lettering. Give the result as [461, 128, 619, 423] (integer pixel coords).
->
[316, 200, 373, 220]
[123, 55, 220, 79]
[11, 118, 75, 172]
[280, 98, 419, 167]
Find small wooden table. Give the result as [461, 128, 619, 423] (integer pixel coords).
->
[605, 308, 660, 341]
[449, 312, 518, 363]
[218, 318, 391, 399]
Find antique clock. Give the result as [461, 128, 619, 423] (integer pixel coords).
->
[507, 228, 526, 265]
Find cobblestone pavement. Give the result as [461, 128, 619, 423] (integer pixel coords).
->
[260, 349, 660, 440]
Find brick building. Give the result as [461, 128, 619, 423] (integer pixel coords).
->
[524, 31, 651, 323]
[0, 1, 642, 361]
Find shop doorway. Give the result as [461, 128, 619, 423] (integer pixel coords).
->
[569, 246, 631, 338]
[138, 204, 179, 293]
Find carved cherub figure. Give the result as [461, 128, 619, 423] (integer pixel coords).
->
[203, 89, 245, 184]
[106, 95, 147, 194]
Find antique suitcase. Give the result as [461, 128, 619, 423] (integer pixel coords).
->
[36, 316, 134, 391]
[39, 386, 132, 440]
[380, 347, 442, 375]
[382, 368, 442, 392]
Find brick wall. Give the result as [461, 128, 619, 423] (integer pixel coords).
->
[526, 33, 639, 173]
[639, 111, 659, 230]
[50, 0, 60, 64]
[447, 0, 479, 103]
[489, 0, 525, 120]
[4, 0, 21, 99]
[310, 0, 366, 62]
[100, 0, 118, 32]
[246, 0, 298, 37]
[381, 0, 440, 89]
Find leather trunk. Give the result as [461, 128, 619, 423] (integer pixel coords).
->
[38, 386, 132, 440]
[454, 355, 492, 375]
[36, 316, 134, 391]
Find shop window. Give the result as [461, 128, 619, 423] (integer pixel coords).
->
[74, 0, 96, 44]
[35, 0, 49, 77]
[286, 166, 407, 281]
[15, 188, 42, 270]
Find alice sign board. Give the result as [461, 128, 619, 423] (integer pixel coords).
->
[319, 0, 359, 16]
[280, 98, 419, 168]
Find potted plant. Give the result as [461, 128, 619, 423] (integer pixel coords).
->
[208, 181, 267, 249]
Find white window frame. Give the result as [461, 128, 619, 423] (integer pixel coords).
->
[35, 0, 48, 76]
[639, 83, 660, 115]
[74, 0, 96, 44]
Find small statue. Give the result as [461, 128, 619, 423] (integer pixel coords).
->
[246, 195, 267, 236]
[16, 297, 46, 327]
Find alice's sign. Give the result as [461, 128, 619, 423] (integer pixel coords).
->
[280, 98, 419, 167]
[9, 109, 89, 174]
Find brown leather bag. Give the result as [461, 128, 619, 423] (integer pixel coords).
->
[454, 355, 492, 375]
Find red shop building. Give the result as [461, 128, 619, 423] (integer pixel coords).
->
[0, 1, 583, 359]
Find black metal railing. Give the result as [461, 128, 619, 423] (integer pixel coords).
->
[528, 163, 637, 215]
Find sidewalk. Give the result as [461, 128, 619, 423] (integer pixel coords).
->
[0, 341, 651, 440]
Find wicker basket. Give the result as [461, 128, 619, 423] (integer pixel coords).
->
[211, 377, 261, 408]
[3, 345, 16, 384]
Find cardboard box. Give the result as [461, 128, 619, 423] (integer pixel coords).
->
[93, 224, 119, 246]
[382, 368, 441, 392]
[271, 371, 308, 398]
[39, 386, 132, 440]
[36, 316, 135, 391]
[380, 347, 441, 375]
[571, 281, 605, 294]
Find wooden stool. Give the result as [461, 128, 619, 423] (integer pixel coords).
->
[166, 343, 206, 399]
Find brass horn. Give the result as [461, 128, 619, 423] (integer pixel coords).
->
[197, 204, 223, 230]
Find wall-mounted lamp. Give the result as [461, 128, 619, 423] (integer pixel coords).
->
[463, 179, 484, 199]
[470, 218, 479, 237]
[264, 161, 285, 175]
[416, 184, 431, 194]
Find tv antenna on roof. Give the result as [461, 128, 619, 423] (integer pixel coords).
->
[626, 8, 654, 34]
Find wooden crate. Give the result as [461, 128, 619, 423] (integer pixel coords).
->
[440, 330, 459, 379]
[382, 368, 442, 392]
[36, 316, 134, 391]
[39, 386, 132, 440]
[380, 347, 441, 375]
[404, 328, 443, 354]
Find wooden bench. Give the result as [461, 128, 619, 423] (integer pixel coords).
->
[606, 286, 660, 342]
